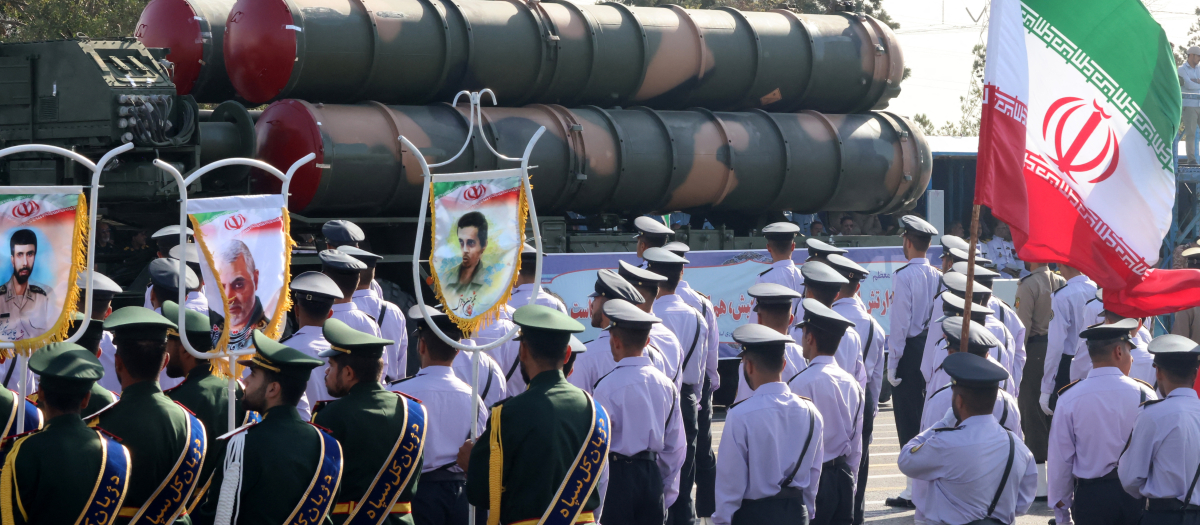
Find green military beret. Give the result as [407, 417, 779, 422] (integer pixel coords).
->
[513, 304, 585, 349]
[239, 330, 324, 381]
[30, 341, 105, 396]
[320, 318, 394, 358]
[162, 301, 215, 352]
[104, 306, 177, 341]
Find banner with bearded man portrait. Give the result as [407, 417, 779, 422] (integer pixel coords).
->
[0, 187, 88, 355]
[187, 195, 292, 366]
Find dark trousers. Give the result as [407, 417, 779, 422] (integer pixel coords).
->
[732, 487, 809, 525]
[412, 478, 470, 525]
[1073, 476, 1144, 525]
[1019, 336, 1052, 463]
[603, 455, 665, 525]
[696, 378, 717, 518]
[668, 386, 699, 525]
[1049, 353, 1074, 412]
[1142, 510, 1200, 525]
[893, 334, 927, 446]
[813, 456, 853, 525]
[854, 396, 877, 525]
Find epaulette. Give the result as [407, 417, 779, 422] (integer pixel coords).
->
[311, 400, 332, 415]
[759, 268, 774, 277]
[728, 399, 746, 410]
[394, 390, 422, 404]
[1018, 274, 1031, 284]
[309, 421, 334, 434]
[163, 383, 184, 394]
[894, 263, 911, 274]
[1, 428, 41, 443]
[1132, 378, 1155, 391]
[933, 426, 962, 432]
[489, 398, 510, 410]
[0, 284, 7, 295]
[582, 339, 595, 345]
[96, 427, 122, 442]
[1052, 285, 1069, 296]
[86, 398, 122, 422]
[1058, 379, 1081, 396]
[173, 400, 197, 417]
[1085, 297, 1098, 304]
[217, 421, 258, 441]
[27, 285, 44, 296]
[388, 376, 416, 386]
[1140, 398, 1165, 408]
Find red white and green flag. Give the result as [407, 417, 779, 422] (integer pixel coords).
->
[976, 0, 1188, 317]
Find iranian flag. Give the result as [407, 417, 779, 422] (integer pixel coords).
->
[976, 0, 1192, 317]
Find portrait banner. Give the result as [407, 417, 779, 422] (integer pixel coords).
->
[186, 195, 292, 371]
[0, 188, 87, 356]
[429, 171, 528, 334]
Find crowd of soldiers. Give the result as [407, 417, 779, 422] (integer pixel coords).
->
[0, 214, 1199, 525]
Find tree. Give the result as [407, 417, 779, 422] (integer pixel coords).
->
[929, 43, 986, 137]
[1173, 7, 1200, 66]
[912, 113, 936, 135]
[0, 0, 147, 42]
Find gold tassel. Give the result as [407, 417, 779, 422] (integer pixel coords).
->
[14, 193, 89, 357]
[264, 209, 295, 341]
[487, 404, 504, 525]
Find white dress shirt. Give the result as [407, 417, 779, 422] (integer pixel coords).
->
[144, 287, 208, 314]
[984, 315, 1019, 394]
[787, 355, 864, 483]
[570, 330, 671, 394]
[755, 259, 805, 327]
[97, 331, 121, 393]
[888, 258, 942, 370]
[329, 301, 389, 375]
[846, 297, 886, 415]
[464, 316, 523, 396]
[735, 342, 807, 404]
[649, 322, 683, 389]
[282, 325, 334, 419]
[594, 355, 687, 508]
[677, 280, 721, 390]
[1048, 367, 1157, 509]
[509, 284, 568, 314]
[1043, 275, 1097, 395]
[990, 297, 1026, 384]
[1181, 62, 1200, 107]
[351, 289, 408, 381]
[829, 298, 868, 388]
[653, 294, 709, 388]
[451, 350, 506, 408]
[900, 413, 1037, 525]
[715, 382, 824, 523]
[1068, 297, 1107, 383]
[1119, 388, 1200, 502]
[389, 366, 488, 472]
[1128, 343, 1156, 386]
[925, 343, 1017, 399]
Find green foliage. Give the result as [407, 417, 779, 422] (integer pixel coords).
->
[1173, 8, 1200, 66]
[0, 0, 147, 42]
[912, 113, 936, 135]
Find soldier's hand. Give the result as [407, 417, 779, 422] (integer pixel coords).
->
[1040, 393, 1053, 416]
[456, 440, 474, 472]
[886, 368, 901, 387]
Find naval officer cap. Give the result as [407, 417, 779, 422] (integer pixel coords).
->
[168, 243, 201, 264]
[664, 242, 691, 256]
[801, 261, 849, 290]
[763, 222, 800, 241]
[407, 304, 463, 339]
[939, 291, 994, 318]
[733, 323, 793, 357]
[900, 215, 938, 237]
[940, 316, 1000, 353]
[796, 298, 855, 332]
[292, 271, 344, 304]
[77, 271, 122, 295]
[30, 341, 105, 396]
[618, 260, 667, 289]
[590, 269, 644, 304]
[513, 304, 585, 349]
[239, 331, 324, 381]
[337, 246, 382, 269]
[320, 318, 394, 358]
[1078, 318, 1138, 343]
[319, 249, 368, 274]
[161, 301, 214, 352]
[1183, 247, 1200, 260]
[941, 235, 970, 253]
[1147, 334, 1200, 370]
[952, 262, 1000, 281]
[634, 216, 673, 237]
[323, 220, 366, 246]
[747, 283, 802, 309]
[942, 272, 992, 298]
[149, 258, 200, 293]
[568, 335, 587, 355]
[806, 238, 848, 258]
[602, 299, 662, 330]
[825, 254, 868, 280]
[519, 243, 540, 263]
[945, 248, 992, 267]
[643, 247, 690, 266]
[67, 312, 106, 351]
[104, 306, 177, 341]
[942, 352, 1009, 389]
[151, 225, 193, 240]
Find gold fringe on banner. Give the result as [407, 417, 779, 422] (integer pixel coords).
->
[263, 209, 295, 342]
[428, 177, 532, 338]
[12, 194, 88, 358]
[189, 214, 236, 379]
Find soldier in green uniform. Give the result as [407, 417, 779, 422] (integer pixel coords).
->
[313, 318, 423, 524]
[196, 331, 340, 525]
[463, 304, 603, 525]
[160, 300, 250, 517]
[64, 312, 118, 416]
[94, 306, 205, 525]
[2, 341, 131, 524]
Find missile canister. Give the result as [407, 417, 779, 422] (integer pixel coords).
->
[135, 0, 240, 101]
[252, 101, 930, 217]
[222, 0, 903, 112]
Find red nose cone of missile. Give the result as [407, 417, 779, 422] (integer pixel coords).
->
[224, 0, 296, 103]
[135, 0, 203, 94]
[253, 100, 323, 212]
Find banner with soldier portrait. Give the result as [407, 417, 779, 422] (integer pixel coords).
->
[429, 171, 528, 334]
[0, 188, 88, 355]
[187, 195, 292, 362]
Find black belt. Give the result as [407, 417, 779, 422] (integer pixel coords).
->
[423, 463, 466, 482]
[1076, 468, 1120, 486]
[1028, 334, 1049, 343]
[760, 486, 804, 501]
[822, 455, 850, 470]
[611, 451, 658, 462]
[1147, 498, 1200, 512]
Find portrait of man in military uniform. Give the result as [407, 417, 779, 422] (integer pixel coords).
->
[217, 239, 265, 337]
[444, 211, 491, 297]
[0, 228, 58, 340]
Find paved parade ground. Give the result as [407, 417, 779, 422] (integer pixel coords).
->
[710, 402, 1057, 525]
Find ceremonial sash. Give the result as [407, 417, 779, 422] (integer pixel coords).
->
[77, 430, 132, 525]
[2, 390, 42, 437]
[129, 408, 207, 525]
[343, 394, 426, 525]
[283, 424, 342, 525]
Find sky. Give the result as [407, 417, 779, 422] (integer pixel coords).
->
[885, 0, 1200, 129]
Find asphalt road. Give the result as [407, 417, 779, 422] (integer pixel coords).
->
[709, 400, 1056, 524]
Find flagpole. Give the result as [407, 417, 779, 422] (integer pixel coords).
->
[961, 204, 981, 352]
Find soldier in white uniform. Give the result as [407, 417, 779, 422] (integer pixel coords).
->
[716, 324, 823, 524]
[920, 352, 1022, 438]
[1071, 307, 1156, 386]
[78, 271, 122, 393]
[594, 299, 686, 525]
[923, 273, 1013, 387]
[735, 284, 807, 404]
[634, 216, 675, 262]
[939, 293, 1018, 396]
[510, 243, 568, 314]
[1048, 319, 1156, 525]
[1118, 335, 1200, 525]
[146, 257, 201, 390]
[755, 222, 805, 324]
[939, 235, 970, 272]
[899, 349, 1037, 525]
[799, 261, 864, 386]
[320, 249, 389, 375]
[280, 271, 344, 419]
[141, 225, 192, 309]
[463, 304, 524, 396]
[1042, 265, 1097, 415]
[390, 304, 488, 525]
[788, 299, 863, 525]
[619, 261, 683, 386]
[167, 243, 210, 315]
[570, 270, 647, 394]
[339, 245, 408, 382]
[926, 316, 1015, 401]
[953, 262, 1026, 380]
[323, 220, 387, 299]
[884, 216, 941, 509]
[0, 228, 58, 341]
